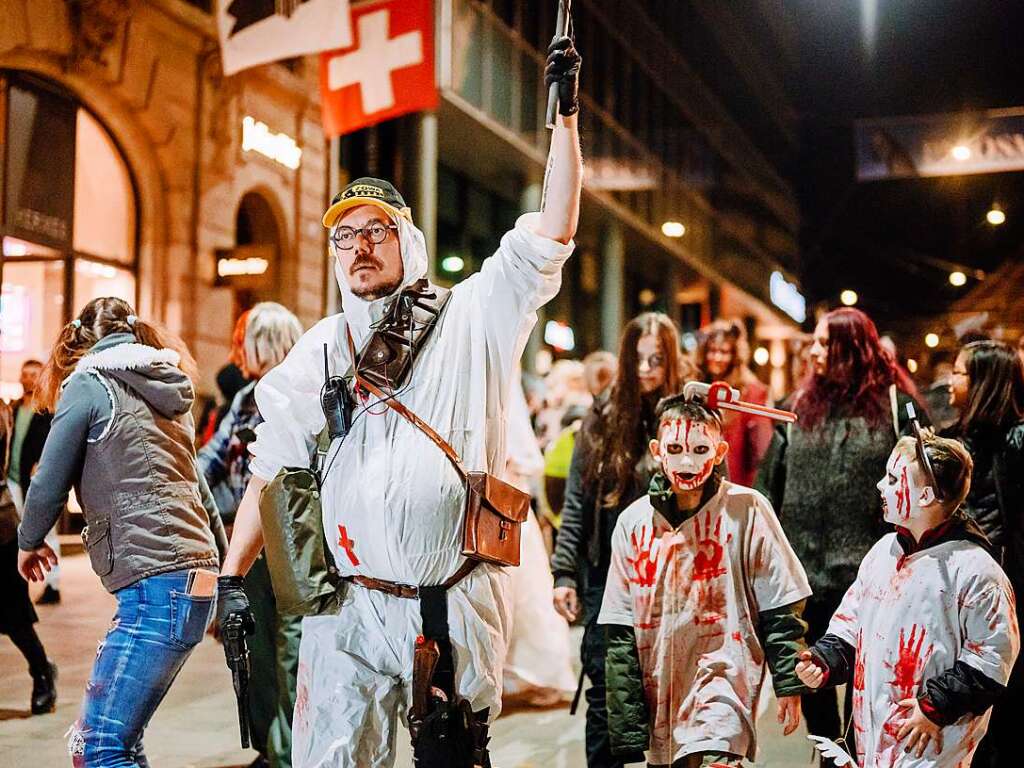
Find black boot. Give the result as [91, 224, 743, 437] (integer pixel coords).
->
[31, 661, 57, 715]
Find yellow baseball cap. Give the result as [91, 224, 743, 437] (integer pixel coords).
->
[322, 177, 413, 228]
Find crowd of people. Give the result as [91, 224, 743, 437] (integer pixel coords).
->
[3, 293, 1023, 768]
[2, 34, 1023, 768]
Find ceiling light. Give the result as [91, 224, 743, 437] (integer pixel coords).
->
[951, 144, 971, 162]
[840, 289, 858, 306]
[987, 207, 1006, 226]
[661, 221, 685, 238]
[949, 271, 967, 287]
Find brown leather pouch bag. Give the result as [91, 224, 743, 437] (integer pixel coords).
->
[348, 326, 528, 568]
[462, 471, 531, 566]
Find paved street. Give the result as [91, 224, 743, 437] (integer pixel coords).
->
[1, 552, 815, 767]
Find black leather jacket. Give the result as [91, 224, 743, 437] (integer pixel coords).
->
[947, 422, 1024, 584]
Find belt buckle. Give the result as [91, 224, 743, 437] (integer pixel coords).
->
[400, 584, 420, 599]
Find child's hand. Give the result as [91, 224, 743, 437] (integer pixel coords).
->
[795, 650, 826, 689]
[553, 586, 579, 622]
[777, 695, 801, 736]
[896, 698, 943, 758]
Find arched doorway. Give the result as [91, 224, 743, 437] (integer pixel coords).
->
[218, 190, 283, 318]
[0, 70, 139, 400]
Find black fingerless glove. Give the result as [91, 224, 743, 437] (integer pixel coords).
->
[545, 36, 581, 117]
[216, 575, 255, 635]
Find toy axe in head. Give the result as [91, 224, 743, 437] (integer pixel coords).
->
[682, 381, 797, 424]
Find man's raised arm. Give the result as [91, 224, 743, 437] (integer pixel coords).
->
[535, 36, 583, 245]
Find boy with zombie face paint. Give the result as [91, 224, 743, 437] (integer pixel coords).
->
[797, 433, 1020, 768]
[598, 394, 813, 767]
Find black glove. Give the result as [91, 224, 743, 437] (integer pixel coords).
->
[216, 575, 255, 636]
[545, 36, 581, 117]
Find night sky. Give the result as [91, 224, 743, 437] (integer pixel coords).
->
[791, 0, 1024, 332]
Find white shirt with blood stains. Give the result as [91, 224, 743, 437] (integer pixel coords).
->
[827, 533, 1020, 768]
[598, 480, 812, 764]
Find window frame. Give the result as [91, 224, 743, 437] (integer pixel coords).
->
[0, 70, 141, 323]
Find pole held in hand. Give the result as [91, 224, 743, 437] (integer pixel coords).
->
[545, 0, 572, 129]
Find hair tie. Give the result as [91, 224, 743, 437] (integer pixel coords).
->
[127, 315, 137, 327]
[71, 319, 82, 329]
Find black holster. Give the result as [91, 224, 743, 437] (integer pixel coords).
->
[409, 585, 491, 768]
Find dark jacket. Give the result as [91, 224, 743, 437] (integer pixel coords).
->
[809, 517, 1005, 727]
[549, 402, 655, 590]
[7, 397, 52, 492]
[943, 422, 1024, 584]
[755, 388, 925, 603]
[19, 334, 227, 592]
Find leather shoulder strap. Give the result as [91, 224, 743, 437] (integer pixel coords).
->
[345, 326, 468, 481]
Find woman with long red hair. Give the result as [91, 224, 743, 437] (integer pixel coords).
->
[756, 307, 927, 752]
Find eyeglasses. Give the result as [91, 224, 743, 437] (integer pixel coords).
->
[330, 221, 397, 250]
[638, 354, 665, 369]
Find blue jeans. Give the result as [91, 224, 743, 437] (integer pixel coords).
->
[69, 571, 215, 767]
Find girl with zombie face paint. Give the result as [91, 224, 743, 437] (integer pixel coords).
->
[797, 434, 1020, 768]
[550, 312, 690, 768]
[599, 395, 813, 767]
[755, 307, 928, 751]
[697, 320, 774, 488]
[941, 340, 1024, 768]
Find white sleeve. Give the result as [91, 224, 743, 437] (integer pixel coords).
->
[474, 212, 574, 382]
[824, 542, 882, 646]
[959, 577, 1020, 686]
[248, 317, 337, 481]
[747, 492, 813, 613]
[598, 517, 635, 626]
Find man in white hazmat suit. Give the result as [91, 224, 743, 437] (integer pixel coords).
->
[214, 37, 583, 768]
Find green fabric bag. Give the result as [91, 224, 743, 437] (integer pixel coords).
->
[259, 428, 343, 617]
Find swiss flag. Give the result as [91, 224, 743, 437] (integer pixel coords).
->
[320, 0, 437, 138]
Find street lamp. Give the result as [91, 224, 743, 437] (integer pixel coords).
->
[840, 289, 858, 306]
[987, 207, 1006, 226]
[441, 255, 465, 273]
[907, 358, 919, 374]
[949, 271, 967, 287]
[661, 221, 686, 238]
[753, 347, 770, 366]
[925, 333, 940, 348]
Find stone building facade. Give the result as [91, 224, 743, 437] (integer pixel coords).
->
[0, 0, 329, 397]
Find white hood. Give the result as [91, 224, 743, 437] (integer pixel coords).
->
[333, 213, 430, 346]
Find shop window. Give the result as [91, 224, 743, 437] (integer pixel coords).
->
[1, 71, 138, 400]
[73, 110, 136, 265]
[0, 261, 65, 400]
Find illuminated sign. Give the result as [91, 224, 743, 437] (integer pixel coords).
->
[769, 271, 806, 324]
[544, 320, 576, 352]
[218, 257, 269, 277]
[242, 115, 302, 170]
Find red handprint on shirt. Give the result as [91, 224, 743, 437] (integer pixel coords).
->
[628, 526, 658, 587]
[890, 624, 934, 700]
[692, 510, 727, 581]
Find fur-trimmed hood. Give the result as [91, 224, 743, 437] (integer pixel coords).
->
[75, 333, 194, 418]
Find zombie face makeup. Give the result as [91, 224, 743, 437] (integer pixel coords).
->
[877, 446, 936, 525]
[651, 417, 728, 491]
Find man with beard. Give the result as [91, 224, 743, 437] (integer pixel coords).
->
[215, 37, 582, 768]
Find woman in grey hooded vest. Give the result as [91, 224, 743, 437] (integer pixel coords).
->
[18, 296, 227, 767]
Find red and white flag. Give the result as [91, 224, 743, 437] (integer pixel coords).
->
[320, 0, 437, 138]
[217, 0, 353, 76]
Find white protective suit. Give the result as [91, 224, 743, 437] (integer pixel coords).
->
[501, 380, 577, 705]
[248, 212, 573, 767]
[827, 532, 1019, 768]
